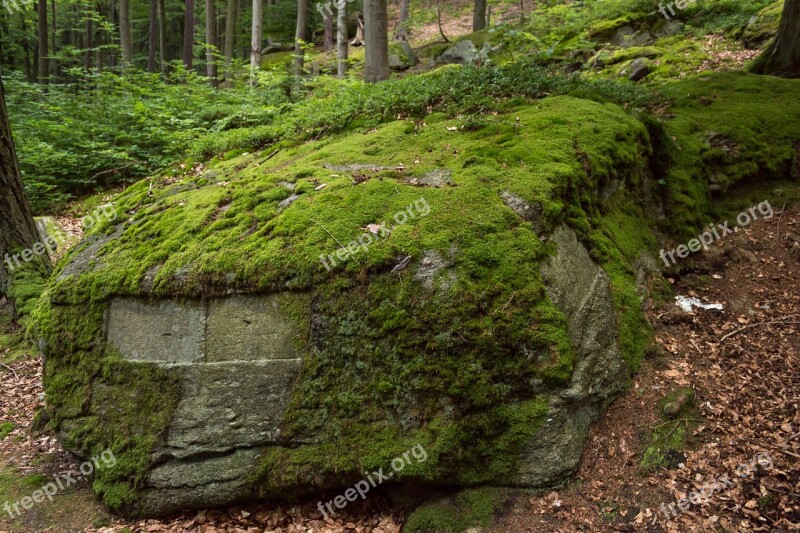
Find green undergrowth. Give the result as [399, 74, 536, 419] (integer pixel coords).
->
[403, 487, 510, 533]
[640, 387, 697, 470]
[189, 63, 652, 158]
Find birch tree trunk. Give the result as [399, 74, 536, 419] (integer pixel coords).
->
[336, 0, 348, 77]
[250, 0, 262, 86]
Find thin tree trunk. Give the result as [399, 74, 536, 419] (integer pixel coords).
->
[148, 0, 158, 72]
[293, 0, 307, 75]
[336, 0, 347, 77]
[751, 0, 800, 78]
[120, 0, 133, 67]
[159, 0, 167, 73]
[50, 0, 56, 77]
[350, 12, 364, 46]
[206, 0, 218, 85]
[472, 0, 486, 32]
[183, 0, 194, 69]
[84, 7, 92, 70]
[37, 0, 48, 84]
[250, 0, 262, 86]
[21, 13, 34, 82]
[435, 0, 447, 43]
[363, 0, 388, 82]
[223, 0, 236, 83]
[323, 11, 333, 52]
[0, 74, 50, 317]
[393, 0, 409, 41]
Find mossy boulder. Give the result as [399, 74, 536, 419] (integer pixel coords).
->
[740, 0, 783, 49]
[38, 95, 666, 516]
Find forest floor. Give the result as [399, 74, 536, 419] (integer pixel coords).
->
[0, 192, 798, 532]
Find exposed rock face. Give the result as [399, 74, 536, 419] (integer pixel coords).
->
[513, 226, 628, 485]
[102, 296, 305, 515]
[439, 40, 478, 64]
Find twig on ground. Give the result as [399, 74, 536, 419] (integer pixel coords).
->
[0, 362, 18, 380]
[720, 320, 800, 342]
[777, 201, 787, 241]
[310, 218, 361, 265]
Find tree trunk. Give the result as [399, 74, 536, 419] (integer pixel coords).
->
[84, 7, 92, 70]
[50, 0, 56, 77]
[0, 75, 49, 317]
[183, 0, 195, 69]
[223, 0, 236, 83]
[472, 0, 485, 32]
[323, 11, 333, 52]
[37, 0, 48, 84]
[250, 0, 262, 86]
[293, 0, 307, 75]
[206, 0, 218, 86]
[363, 0, 388, 82]
[751, 0, 800, 78]
[393, 0, 409, 41]
[120, 0, 133, 66]
[21, 14, 33, 82]
[336, 0, 347, 77]
[350, 12, 364, 46]
[148, 0, 158, 72]
[159, 0, 168, 73]
[435, 0, 447, 43]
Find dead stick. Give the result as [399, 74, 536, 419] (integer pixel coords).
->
[777, 201, 787, 241]
[310, 219, 361, 266]
[720, 320, 800, 342]
[0, 362, 18, 380]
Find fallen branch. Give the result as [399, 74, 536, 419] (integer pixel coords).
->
[719, 320, 800, 342]
[0, 362, 18, 380]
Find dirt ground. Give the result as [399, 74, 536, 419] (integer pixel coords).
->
[1, 199, 799, 532]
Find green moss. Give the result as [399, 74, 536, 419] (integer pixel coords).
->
[32, 298, 181, 511]
[0, 422, 13, 440]
[740, 1, 782, 48]
[403, 487, 509, 533]
[658, 72, 800, 238]
[640, 388, 697, 471]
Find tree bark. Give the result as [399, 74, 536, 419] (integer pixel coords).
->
[159, 0, 168, 73]
[350, 12, 364, 46]
[293, 0, 307, 75]
[472, 0, 486, 32]
[394, 0, 409, 41]
[0, 75, 49, 316]
[148, 0, 158, 72]
[50, 0, 56, 77]
[183, 0, 195, 69]
[250, 0, 262, 86]
[119, 0, 133, 67]
[336, 0, 347, 77]
[363, 0, 388, 82]
[751, 0, 800, 78]
[223, 0, 236, 83]
[37, 0, 48, 84]
[323, 11, 333, 52]
[206, 0, 218, 86]
[84, 7, 92, 70]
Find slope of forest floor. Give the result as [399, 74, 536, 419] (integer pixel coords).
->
[1, 188, 799, 532]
